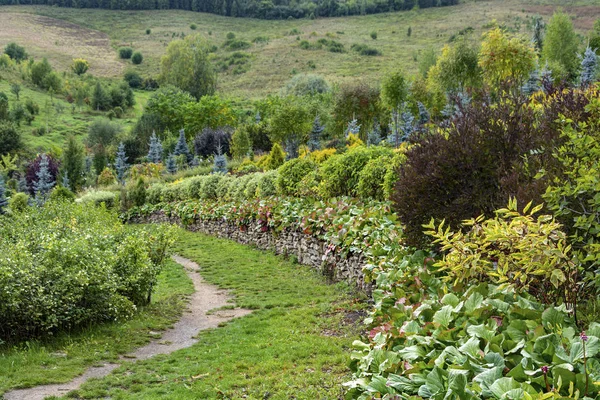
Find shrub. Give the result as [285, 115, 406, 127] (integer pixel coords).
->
[351, 43, 381, 56]
[9, 192, 29, 213]
[200, 174, 223, 200]
[282, 74, 330, 96]
[49, 186, 76, 202]
[118, 47, 134, 59]
[256, 170, 278, 197]
[131, 52, 144, 65]
[382, 151, 407, 199]
[71, 58, 89, 75]
[129, 178, 147, 207]
[264, 143, 285, 170]
[320, 145, 392, 198]
[356, 155, 391, 201]
[87, 119, 122, 148]
[0, 202, 172, 339]
[77, 190, 117, 208]
[190, 23, 197, 30]
[243, 174, 261, 198]
[228, 173, 254, 201]
[146, 29, 151, 35]
[124, 70, 143, 88]
[216, 175, 234, 200]
[194, 127, 232, 158]
[97, 167, 117, 186]
[186, 176, 207, 199]
[0, 121, 22, 155]
[147, 183, 165, 204]
[276, 158, 317, 196]
[370, 31, 377, 40]
[4, 42, 28, 62]
[226, 32, 236, 40]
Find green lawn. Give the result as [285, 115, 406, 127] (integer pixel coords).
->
[0, 251, 194, 396]
[56, 228, 366, 399]
[1, 0, 597, 100]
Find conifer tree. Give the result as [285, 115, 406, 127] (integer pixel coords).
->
[0, 175, 8, 214]
[212, 146, 228, 174]
[18, 175, 28, 193]
[367, 119, 382, 146]
[190, 155, 201, 167]
[231, 127, 251, 160]
[91, 82, 110, 111]
[34, 154, 55, 205]
[580, 46, 598, 88]
[417, 102, 430, 125]
[115, 142, 129, 185]
[174, 129, 192, 163]
[255, 111, 261, 123]
[147, 131, 163, 163]
[308, 116, 324, 151]
[522, 66, 541, 96]
[62, 135, 84, 192]
[62, 174, 70, 190]
[532, 16, 545, 54]
[166, 153, 177, 174]
[284, 137, 301, 160]
[388, 108, 414, 147]
[345, 118, 361, 137]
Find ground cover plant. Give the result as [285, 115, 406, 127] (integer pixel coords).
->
[0, 253, 193, 396]
[52, 228, 366, 399]
[0, 200, 172, 339]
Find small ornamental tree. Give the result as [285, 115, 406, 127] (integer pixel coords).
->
[345, 118, 360, 137]
[115, 142, 129, 185]
[34, 154, 56, 205]
[62, 136, 85, 192]
[522, 65, 542, 96]
[166, 153, 177, 174]
[284, 136, 301, 160]
[71, 58, 89, 75]
[0, 175, 8, 214]
[231, 126, 252, 160]
[532, 16, 545, 54]
[367, 120, 382, 146]
[580, 46, 598, 88]
[4, 42, 28, 63]
[147, 131, 163, 164]
[542, 10, 580, 81]
[417, 102, 430, 125]
[213, 147, 228, 174]
[266, 143, 285, 170]
[174, 129, 192, 163]
[388, 106, 414, 147]
[308, 116, 324, 151]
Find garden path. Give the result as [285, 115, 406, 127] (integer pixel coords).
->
[3, 256, 252, 400]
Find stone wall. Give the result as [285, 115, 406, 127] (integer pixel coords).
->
[135, 211, 370, 292]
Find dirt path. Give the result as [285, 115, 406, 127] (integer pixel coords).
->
[3, 256, 252, 400]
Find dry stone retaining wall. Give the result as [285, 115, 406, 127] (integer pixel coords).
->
[136, 211, 370, 293]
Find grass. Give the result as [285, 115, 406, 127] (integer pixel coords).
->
[56, 228, 367, 399]
[0, 1, 598, 99]
[0, 72, 150, 153]
[0, 250, 194, 397]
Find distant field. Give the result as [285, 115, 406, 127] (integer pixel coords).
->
[0, 0, 598, 100]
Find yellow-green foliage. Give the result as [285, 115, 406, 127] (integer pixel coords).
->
[425, 199, 574, 295]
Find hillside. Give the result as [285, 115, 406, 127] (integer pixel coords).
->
[1, 0, 598, 99]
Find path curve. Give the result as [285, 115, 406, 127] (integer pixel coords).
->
[4, 256, 252, 400]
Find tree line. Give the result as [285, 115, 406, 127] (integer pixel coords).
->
[0, 0, 459, 19]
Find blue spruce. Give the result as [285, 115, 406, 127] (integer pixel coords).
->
[147, 131, 163, 164]
[115, 142, 129, 185]
[417, 102, 430, 125]
[522, 65, 541, 96]
[580, 46, 598, 88]
[62, 173, 70, 190]
[212, 147, 227, 174]
[0, 175, 8, 214]
[255, 111, 261, 124]
[388, 107, 415, 147]
[284, 136, 301, 160]
[18, 175, 28, 193]
[166, 153, 178, 174]
[308, 116, 324, 151]
[367, 120, 382, 146]
[345, 118, 360, 138]
[190, 155, 201, 167]
[174, 129, 192, 164]
[34, 154, 55, 205]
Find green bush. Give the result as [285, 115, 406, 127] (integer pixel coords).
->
[0, 201, 172, 339]
[147, 183, 165, 204]
[187, 176, 207, 199]
[276, 158, 317, 196]
[77, 190, 117, 208]
[130, 178, 147, 207]
[200, 174, 223, 200]
[244, 174, 261, 198]
[228, 174, 254, 201]
[382, 152, 406, 199]
[131, 52, 144, 65]
[124, 70, 143, 88]
[319, 145, 392, 198]
[49, 186, 75, 202]
[256, 170, 278, 197]
[9, 192, 29, 213]
[118, 47, 134, 59]
[356, 155, 391, 201]
[216, 175, 234, 200]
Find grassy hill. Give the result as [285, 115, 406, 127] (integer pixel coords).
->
[1, 0, 598, 100]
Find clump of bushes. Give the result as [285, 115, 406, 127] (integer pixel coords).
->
[276, 158, 316, 196]
[351, 43, 382, 56]
[118, 47, 134, 59]
[131, 51, 144, 65]
[0, 201, 172, 340]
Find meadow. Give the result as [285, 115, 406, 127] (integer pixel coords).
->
[0, 0, 597, 99]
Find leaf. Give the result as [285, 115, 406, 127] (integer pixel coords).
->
[442, 293, 460, 307]
[465, 292, 484, 315]
[542, 307, 566, 328]
[425, 366, 447, 395]
[397, 345, 426, 362]
[459, 337, 482, 358]
[433, 305, 454, 328]
[489, 377, 521, 399]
